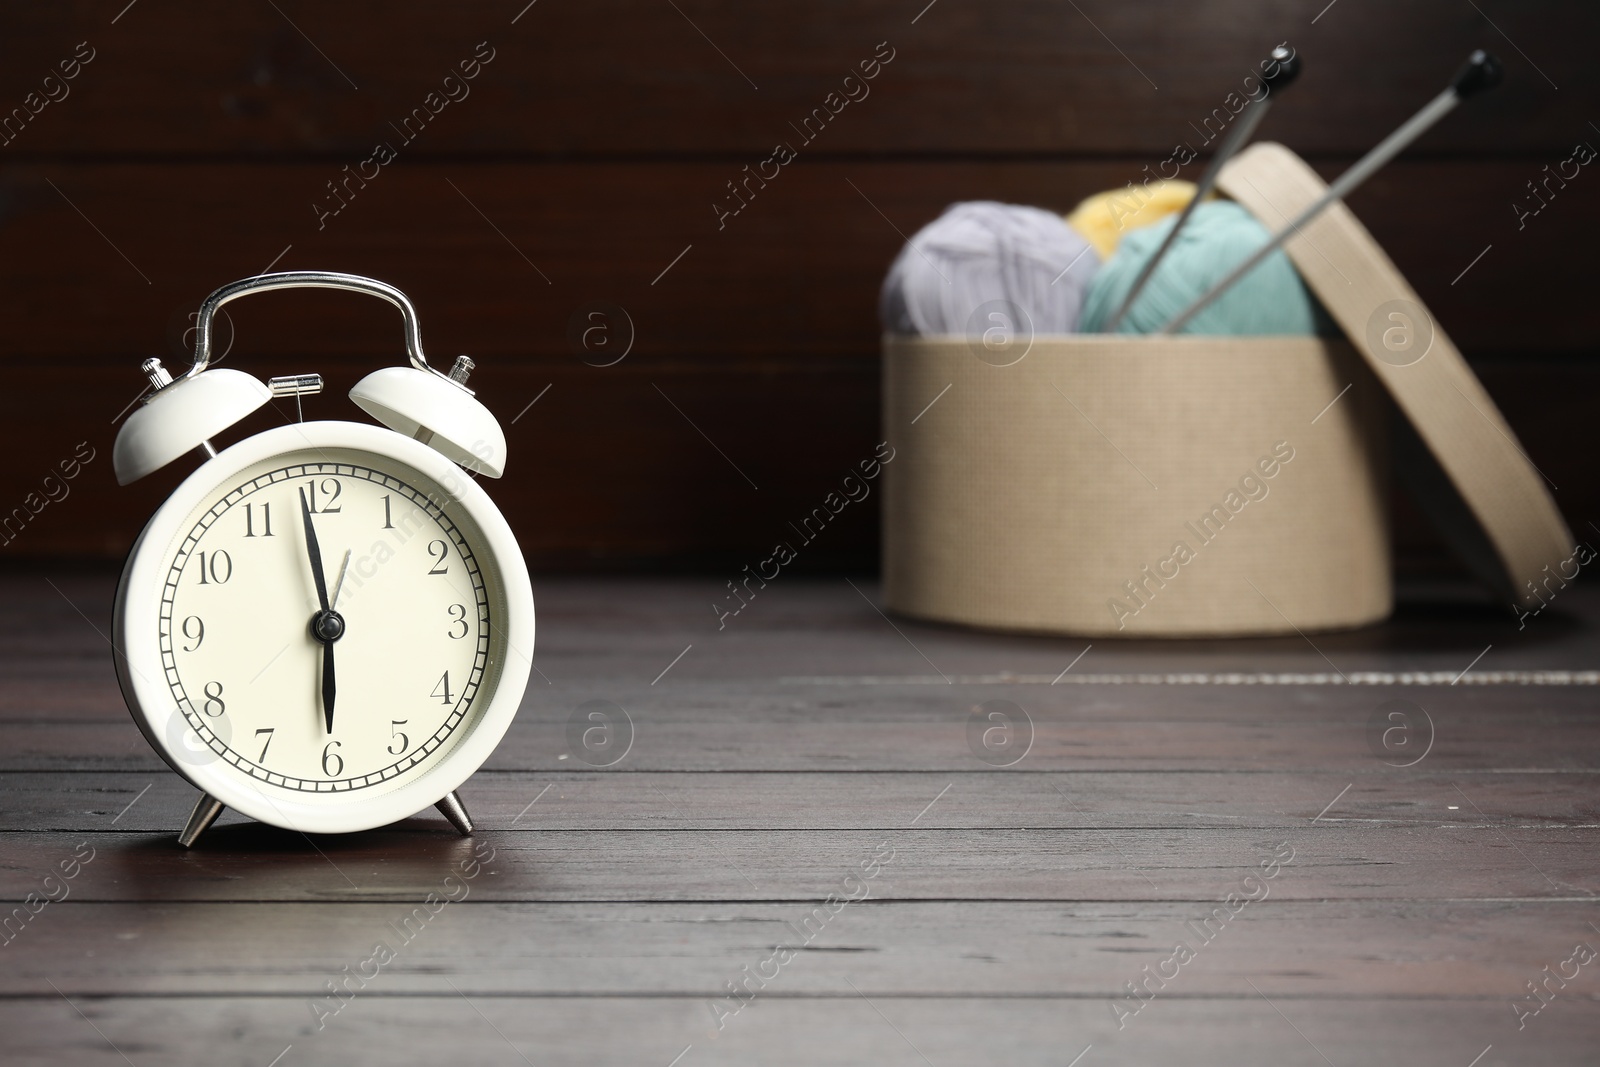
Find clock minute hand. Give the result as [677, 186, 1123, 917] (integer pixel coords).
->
[300, 487, 338, 733]
[299, 487, 330, 613]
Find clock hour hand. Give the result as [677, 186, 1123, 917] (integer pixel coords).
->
[321, 644, 336, 735]
[300, 487, 344, 733]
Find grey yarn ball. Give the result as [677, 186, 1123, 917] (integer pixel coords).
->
[879, 201, 1100, 337]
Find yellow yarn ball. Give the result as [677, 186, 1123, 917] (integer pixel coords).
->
[1066, 180, 1202, 260]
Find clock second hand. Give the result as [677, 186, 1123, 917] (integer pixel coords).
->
[299, 488, 345, 735]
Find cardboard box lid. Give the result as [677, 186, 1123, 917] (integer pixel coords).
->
[1217, 142, 1573, 607]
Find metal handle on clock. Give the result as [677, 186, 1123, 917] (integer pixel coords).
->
[185, 271, 454, 385]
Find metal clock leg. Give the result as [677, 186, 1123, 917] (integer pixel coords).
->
[436, 790, 474, 836]
[178, 793, 226, 848]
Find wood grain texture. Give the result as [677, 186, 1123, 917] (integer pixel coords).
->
[5, 899, 1598, 996]
[5, 769, 1596, 832]
[2, 824, 1595, 903]
[1, 0, 1595, 571]
[0, 154, 1591, 563]
[3, 0, 1599, 1055]
[0, 161, 1589, 361]
[3, 997, 1596, 1067]
[0, 1, 1594, 156]
[1, 571, 1597, 1064]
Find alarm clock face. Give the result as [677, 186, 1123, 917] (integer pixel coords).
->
[114, 422, 533, 833]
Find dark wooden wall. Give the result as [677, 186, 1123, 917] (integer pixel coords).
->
[1, 1, 1595, 570]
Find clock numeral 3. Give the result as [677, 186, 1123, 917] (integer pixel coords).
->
[195, 550, 232, 585]
[447, 604, 469, 639]
[302, 478, 343, 514]
[432, 671, 454, 705]
[427, 540, 449, 575]
[244, 502, 274, 537]
[200, 680, 226, 717]
[180, 615, 205, 652]
[255, 728, 274, 762]
[388, 720, 410, 755]
[321, 740, 343, 777]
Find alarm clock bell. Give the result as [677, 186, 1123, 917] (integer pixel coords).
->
[113, 271, 506, 484]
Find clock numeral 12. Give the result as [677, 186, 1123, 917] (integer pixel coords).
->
[244, 502, 273, 537]
[302, 478, 343, 514]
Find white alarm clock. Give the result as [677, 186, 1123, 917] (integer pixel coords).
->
[111, 271, 534, 846]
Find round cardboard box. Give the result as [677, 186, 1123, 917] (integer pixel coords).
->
[882, 334, 1391, 637]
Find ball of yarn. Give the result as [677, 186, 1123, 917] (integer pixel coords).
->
[1067, 180, 1199, 261]
[879, 201, 1099, 337]
[1079, 200, 1329, 336]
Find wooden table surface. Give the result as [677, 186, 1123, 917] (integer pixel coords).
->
[3, 567, 1598, 1066]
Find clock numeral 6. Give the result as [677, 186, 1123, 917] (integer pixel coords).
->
[195, 549, 232, 585]
[200, 680, 226, 717]
[180, 615, 205, 652]
[321, 740, 343, 777]
[447, 604, 469, 639]
[388, 719, 410, 755]
[427, 539, 450, 575]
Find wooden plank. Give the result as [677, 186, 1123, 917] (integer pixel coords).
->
[0, 157, 1592, 563]
[3, 769, 1596, 833]
[3, 899, 1597, 997]
[0, 824, 1592, 902]
[0, 996, 1593, 1067]
[8, 701, 1600, 772]
[4, 572, 1599, 772]
[0, 161, 1590, 361]
[6, 669, 1600, 771]
[5, 361, 1597, 566]
[12, 571, 1600, 688]
[2, 1, 1594, 155]
[0, 360, 881, 561]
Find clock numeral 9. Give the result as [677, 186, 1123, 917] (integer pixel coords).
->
[432, 671, 454, 705]
[388, 720, 410, 755]
[195, 550, 232, 585]
[200, 680, 226, 717]
[302, 478, 343, 514]
[180, 615, 205, 652]
[427, 540, 450, 575]
[321, 740, 343, 777]
[447, 604, 469, 639]
[243, 502, 274, 537]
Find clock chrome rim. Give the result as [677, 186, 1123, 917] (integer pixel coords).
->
[113, 421, 534, 835]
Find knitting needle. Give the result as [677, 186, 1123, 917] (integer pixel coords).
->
[1102, 44, 1301, 333]
[1157, 50, 1502, 334]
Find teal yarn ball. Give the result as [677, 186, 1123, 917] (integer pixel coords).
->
[1080, 200, 1331, 335]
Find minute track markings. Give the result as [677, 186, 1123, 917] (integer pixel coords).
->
[158, 459, 492, 792]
